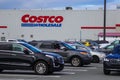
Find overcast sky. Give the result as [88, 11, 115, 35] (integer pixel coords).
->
[0, 0, 120, 10]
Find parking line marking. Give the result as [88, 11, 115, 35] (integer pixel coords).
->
[81, 67, 97, 70]
[0, 75, 61, 78]
[0, 79, 31, 80]
[65, 66, 97, 69]
[63, 69, 88, 72]
[39, 76, 61, 78]
[56, 72, 75, 75]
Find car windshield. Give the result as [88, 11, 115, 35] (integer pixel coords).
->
[20, 42, 42, 53]
[111, 40, 119, 45]
[76, 42, 85, 46]
[104, 45, 114, 49]
[68, 43, 92, 51]
[62, 42, 75, 50]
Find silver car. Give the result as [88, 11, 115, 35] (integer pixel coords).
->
[67, 43, 106, 63]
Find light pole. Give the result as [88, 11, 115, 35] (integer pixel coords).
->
[103, 0, 106, 41]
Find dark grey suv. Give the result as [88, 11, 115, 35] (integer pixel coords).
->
[29, 40, 92, 67]
[0, 42, 64, 75]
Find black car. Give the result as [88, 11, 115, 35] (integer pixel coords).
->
[0, 42, 64, 75]
[29, 40, 92, 67]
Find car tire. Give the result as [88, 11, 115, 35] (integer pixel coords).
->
[71, 57, 82, 67]
[92, 56, 100, 63]
[0, 69, 3, 72]
[103, 69, 110, 75]
[34, 61, 49, 75]
[48, 71, 54, 74]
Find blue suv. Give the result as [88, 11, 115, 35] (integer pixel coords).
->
[103, 44, 120, 75]
[29, 40, 92, 67]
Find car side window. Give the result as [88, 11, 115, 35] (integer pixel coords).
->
[53, 43, 61, 49]
[0, 44, 12, 50]
[106, 45, 114, 49]
[12, 43, 25, 52]
[59, 43, 66, 50]
[40, 43, 54, 49]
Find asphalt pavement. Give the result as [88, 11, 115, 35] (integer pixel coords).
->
[0, 63, 120, 80]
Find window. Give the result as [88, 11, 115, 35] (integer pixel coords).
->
[30, 35, 33, 38]
[12, 43, 26, 52]
[53, 43, 60, 49]
[0, 44, 12, 50]
[105, 45, 114, 49]
[111, 40, 119, 45]
[40, 43, 54, 49]
[59, 43, 66, 49]
[21, 34, 24, 38]
[1, 37, 6, 41]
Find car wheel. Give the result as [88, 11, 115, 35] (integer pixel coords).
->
[0, 69, 3, 72]
[71, 57, 82, 67]
[103, 69, 110, 75]
[34, 61, 49, 75]
[92, 56, 100, 63]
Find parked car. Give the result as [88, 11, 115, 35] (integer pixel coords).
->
[0, 42, 64, 75]
[97, 40, 120, 55]
[94, 40, 110, 48]
[103, 44, 120, 75]
[29, 40, 92, 67]
[110, 40, 120, 45]
[66, 42, 106, 63]
[97, 44, 114, 55]
[82, 40, 99, 50]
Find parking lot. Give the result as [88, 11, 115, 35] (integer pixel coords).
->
[0, 63, 120, 80]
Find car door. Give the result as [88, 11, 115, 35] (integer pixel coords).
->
[38, 42, 55, 52]
[9, 43, 36, 68]
[0, 43, 35, 69]
[39, 42, 68, 61]
[55, 43, 68, 58]
[0, 43, 13, 68]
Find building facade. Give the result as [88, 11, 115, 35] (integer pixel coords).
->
[0, 10, 120, 41]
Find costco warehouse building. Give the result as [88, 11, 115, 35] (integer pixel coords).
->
[0, 9, 120, 41]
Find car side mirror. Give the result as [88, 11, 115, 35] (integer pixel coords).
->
[23, 49, 30, 55]
[63, 47, 68, 51]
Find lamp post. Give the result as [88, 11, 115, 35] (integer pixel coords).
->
[103, 0, 106, 41]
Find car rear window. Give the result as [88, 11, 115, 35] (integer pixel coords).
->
[40, 43, 54, 49]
